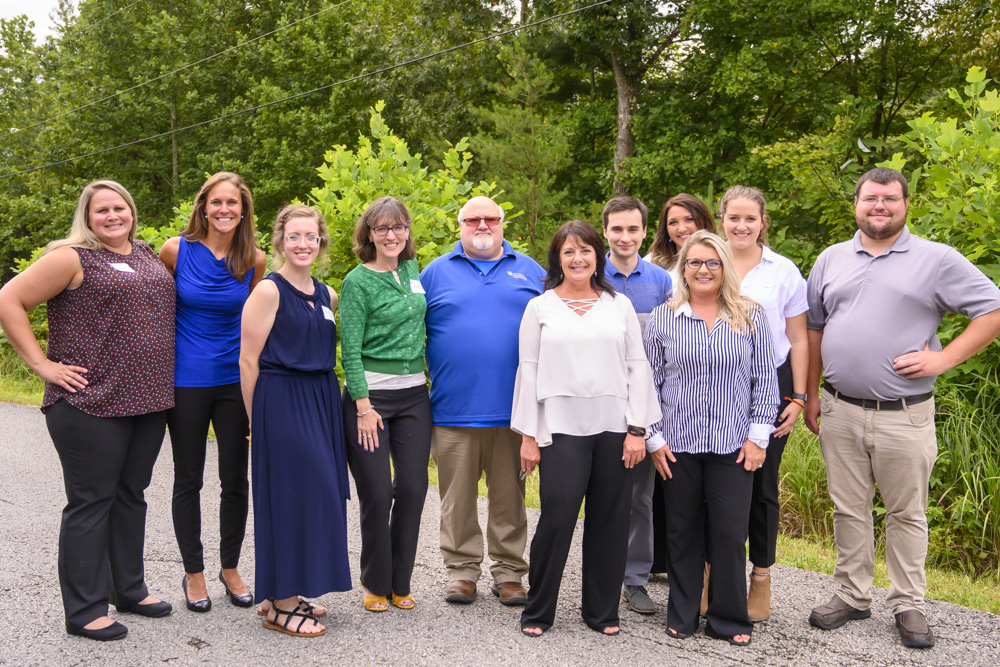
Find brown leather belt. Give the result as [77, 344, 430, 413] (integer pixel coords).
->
[826, 384, 934, 411]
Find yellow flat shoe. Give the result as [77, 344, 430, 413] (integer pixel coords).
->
[392, 593, 415, 610]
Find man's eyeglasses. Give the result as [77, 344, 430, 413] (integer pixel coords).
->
[857, 196, 904, 206]
[284, 234, 320, 247]
[370, 224, 410, 237]
[460, 216, 502, 227]
[684, 258, 723, 271]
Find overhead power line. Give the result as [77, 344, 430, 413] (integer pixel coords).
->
[16, 0, 355, 134]
[1, 0, 611, 180]
[78, 0, 145, 33]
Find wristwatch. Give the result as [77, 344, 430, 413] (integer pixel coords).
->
[750, 437, 769, 450]
[627, 425, 646, 437]
[790, 392, 808, 402]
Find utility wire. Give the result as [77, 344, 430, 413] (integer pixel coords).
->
[1, 0, 611, 180]
[78, 0, 145, 33]
[15, 0, 355, 134]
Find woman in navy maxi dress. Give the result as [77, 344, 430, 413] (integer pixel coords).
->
[240, 204, 350, 636]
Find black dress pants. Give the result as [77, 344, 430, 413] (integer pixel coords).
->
[748, 358, 793, 568]
[167, 383, 249, 573]
[344, 384, 432, 596]
[45, 400, 166, 632]
[520, 432, 635, 633]
[664, 450, 753, 639]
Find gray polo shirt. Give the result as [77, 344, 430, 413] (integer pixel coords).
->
[807, 227, 1000, 400]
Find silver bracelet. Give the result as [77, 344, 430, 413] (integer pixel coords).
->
[357, 407, 373, 417]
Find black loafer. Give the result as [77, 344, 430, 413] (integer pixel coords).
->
[116, 599, 172, 618]
[68, 621, 128, 641]
[809, 594, 870, 630]
[182, 575, 212, 612]
[895, 609, 935, 648]
[219, 570, 254, 608]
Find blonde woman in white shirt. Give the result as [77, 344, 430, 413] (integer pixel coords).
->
[512, 220, 661, 638]
[719, 185, 809, 622]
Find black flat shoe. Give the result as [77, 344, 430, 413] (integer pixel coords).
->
[68, 621, 128, 641]
[182, 574, 212, 612]
[116, 599, 172, 618]
[219, 570, 254, 608]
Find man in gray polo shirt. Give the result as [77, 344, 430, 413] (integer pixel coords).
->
[804, 167, 1000, 649]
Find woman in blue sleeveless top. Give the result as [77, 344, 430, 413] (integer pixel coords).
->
[160, 172, 267, 612]
[240, 205, 351, 637]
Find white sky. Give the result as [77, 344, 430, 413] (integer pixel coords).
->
[0, 0, 62, 43]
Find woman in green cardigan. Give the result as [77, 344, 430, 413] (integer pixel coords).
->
[340, 196, 431, 613]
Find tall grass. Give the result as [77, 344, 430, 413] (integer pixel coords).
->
[778, 379, 1000, 579]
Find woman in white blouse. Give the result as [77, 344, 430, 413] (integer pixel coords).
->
[719, 186, 808, 622]
[512, 220, 661, 638]
[645, 230, 778, 646]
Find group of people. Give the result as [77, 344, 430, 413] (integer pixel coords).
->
[0, 167, 997, 650]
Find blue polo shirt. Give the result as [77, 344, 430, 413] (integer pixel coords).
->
[603, 253, 672, 333]
[422, 240, 546, 426]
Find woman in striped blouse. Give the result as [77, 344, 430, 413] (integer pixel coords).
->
[644, 230, 778, 646]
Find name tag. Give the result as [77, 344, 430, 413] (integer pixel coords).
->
[409, 279, 425, 294]
[321, 305, 336, 321]
[109, 263, 135, 273]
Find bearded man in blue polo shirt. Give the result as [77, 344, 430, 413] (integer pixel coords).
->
[421, 196, 545, 606]
[601, 195, 673, 615]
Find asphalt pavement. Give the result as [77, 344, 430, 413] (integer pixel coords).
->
[0, 401, 997, 666]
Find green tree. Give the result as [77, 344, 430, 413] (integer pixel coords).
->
[309, 102, 514, 289]
[471, 42, 569, 251]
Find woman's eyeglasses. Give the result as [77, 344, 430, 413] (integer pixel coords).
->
[370, 224, 410, 237]
[684, 258, 722, 271]
[284, 234, 320, 247]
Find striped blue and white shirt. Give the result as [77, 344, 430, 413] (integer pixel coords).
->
[643, 301, 778, 455]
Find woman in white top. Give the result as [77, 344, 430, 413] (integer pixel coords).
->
[719, 185, 809, 622]
[513, 220, 660, 638]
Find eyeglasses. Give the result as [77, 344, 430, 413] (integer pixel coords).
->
[858, 196, 904, 206]
[370, 224, 410, 237]
[685, 258, 722, 271]
[284, 234, 320, 246]
[460, 216, 502, 227]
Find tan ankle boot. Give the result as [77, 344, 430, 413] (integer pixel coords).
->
[747, 569, 771, 622]
[700, 564, 710, 616]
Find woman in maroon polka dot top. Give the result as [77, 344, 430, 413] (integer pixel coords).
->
[0, 180, 176, 642]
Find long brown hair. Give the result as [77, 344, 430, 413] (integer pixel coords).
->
[181, 172, 259, 281]
[647, 193, 715, 270]
[543, 220, 616, 295]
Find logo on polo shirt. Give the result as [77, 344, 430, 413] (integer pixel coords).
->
[507, 271, 527, 281]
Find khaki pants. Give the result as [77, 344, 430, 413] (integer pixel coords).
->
[818, 389, 937, 614]
[432, 425, 528, 584]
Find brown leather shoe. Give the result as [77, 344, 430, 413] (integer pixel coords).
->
[491, 582, 527, 607]
[895, 609, 935, 648]
[746, 570, 771, 622]
[809, 595, 871, 630]
[445, 580, 476, 604]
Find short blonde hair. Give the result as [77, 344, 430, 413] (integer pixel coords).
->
[669, 229, 758, 335]
[271, 205, 329, 268]
[44, 180, 138, 254]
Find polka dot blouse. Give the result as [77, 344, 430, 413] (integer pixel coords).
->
[42, 241, 176, 417]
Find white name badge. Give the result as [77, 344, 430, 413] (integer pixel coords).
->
[409, 279, 425, 294]
[109, 263, 135, 273]
[321, 305, 336, 321]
